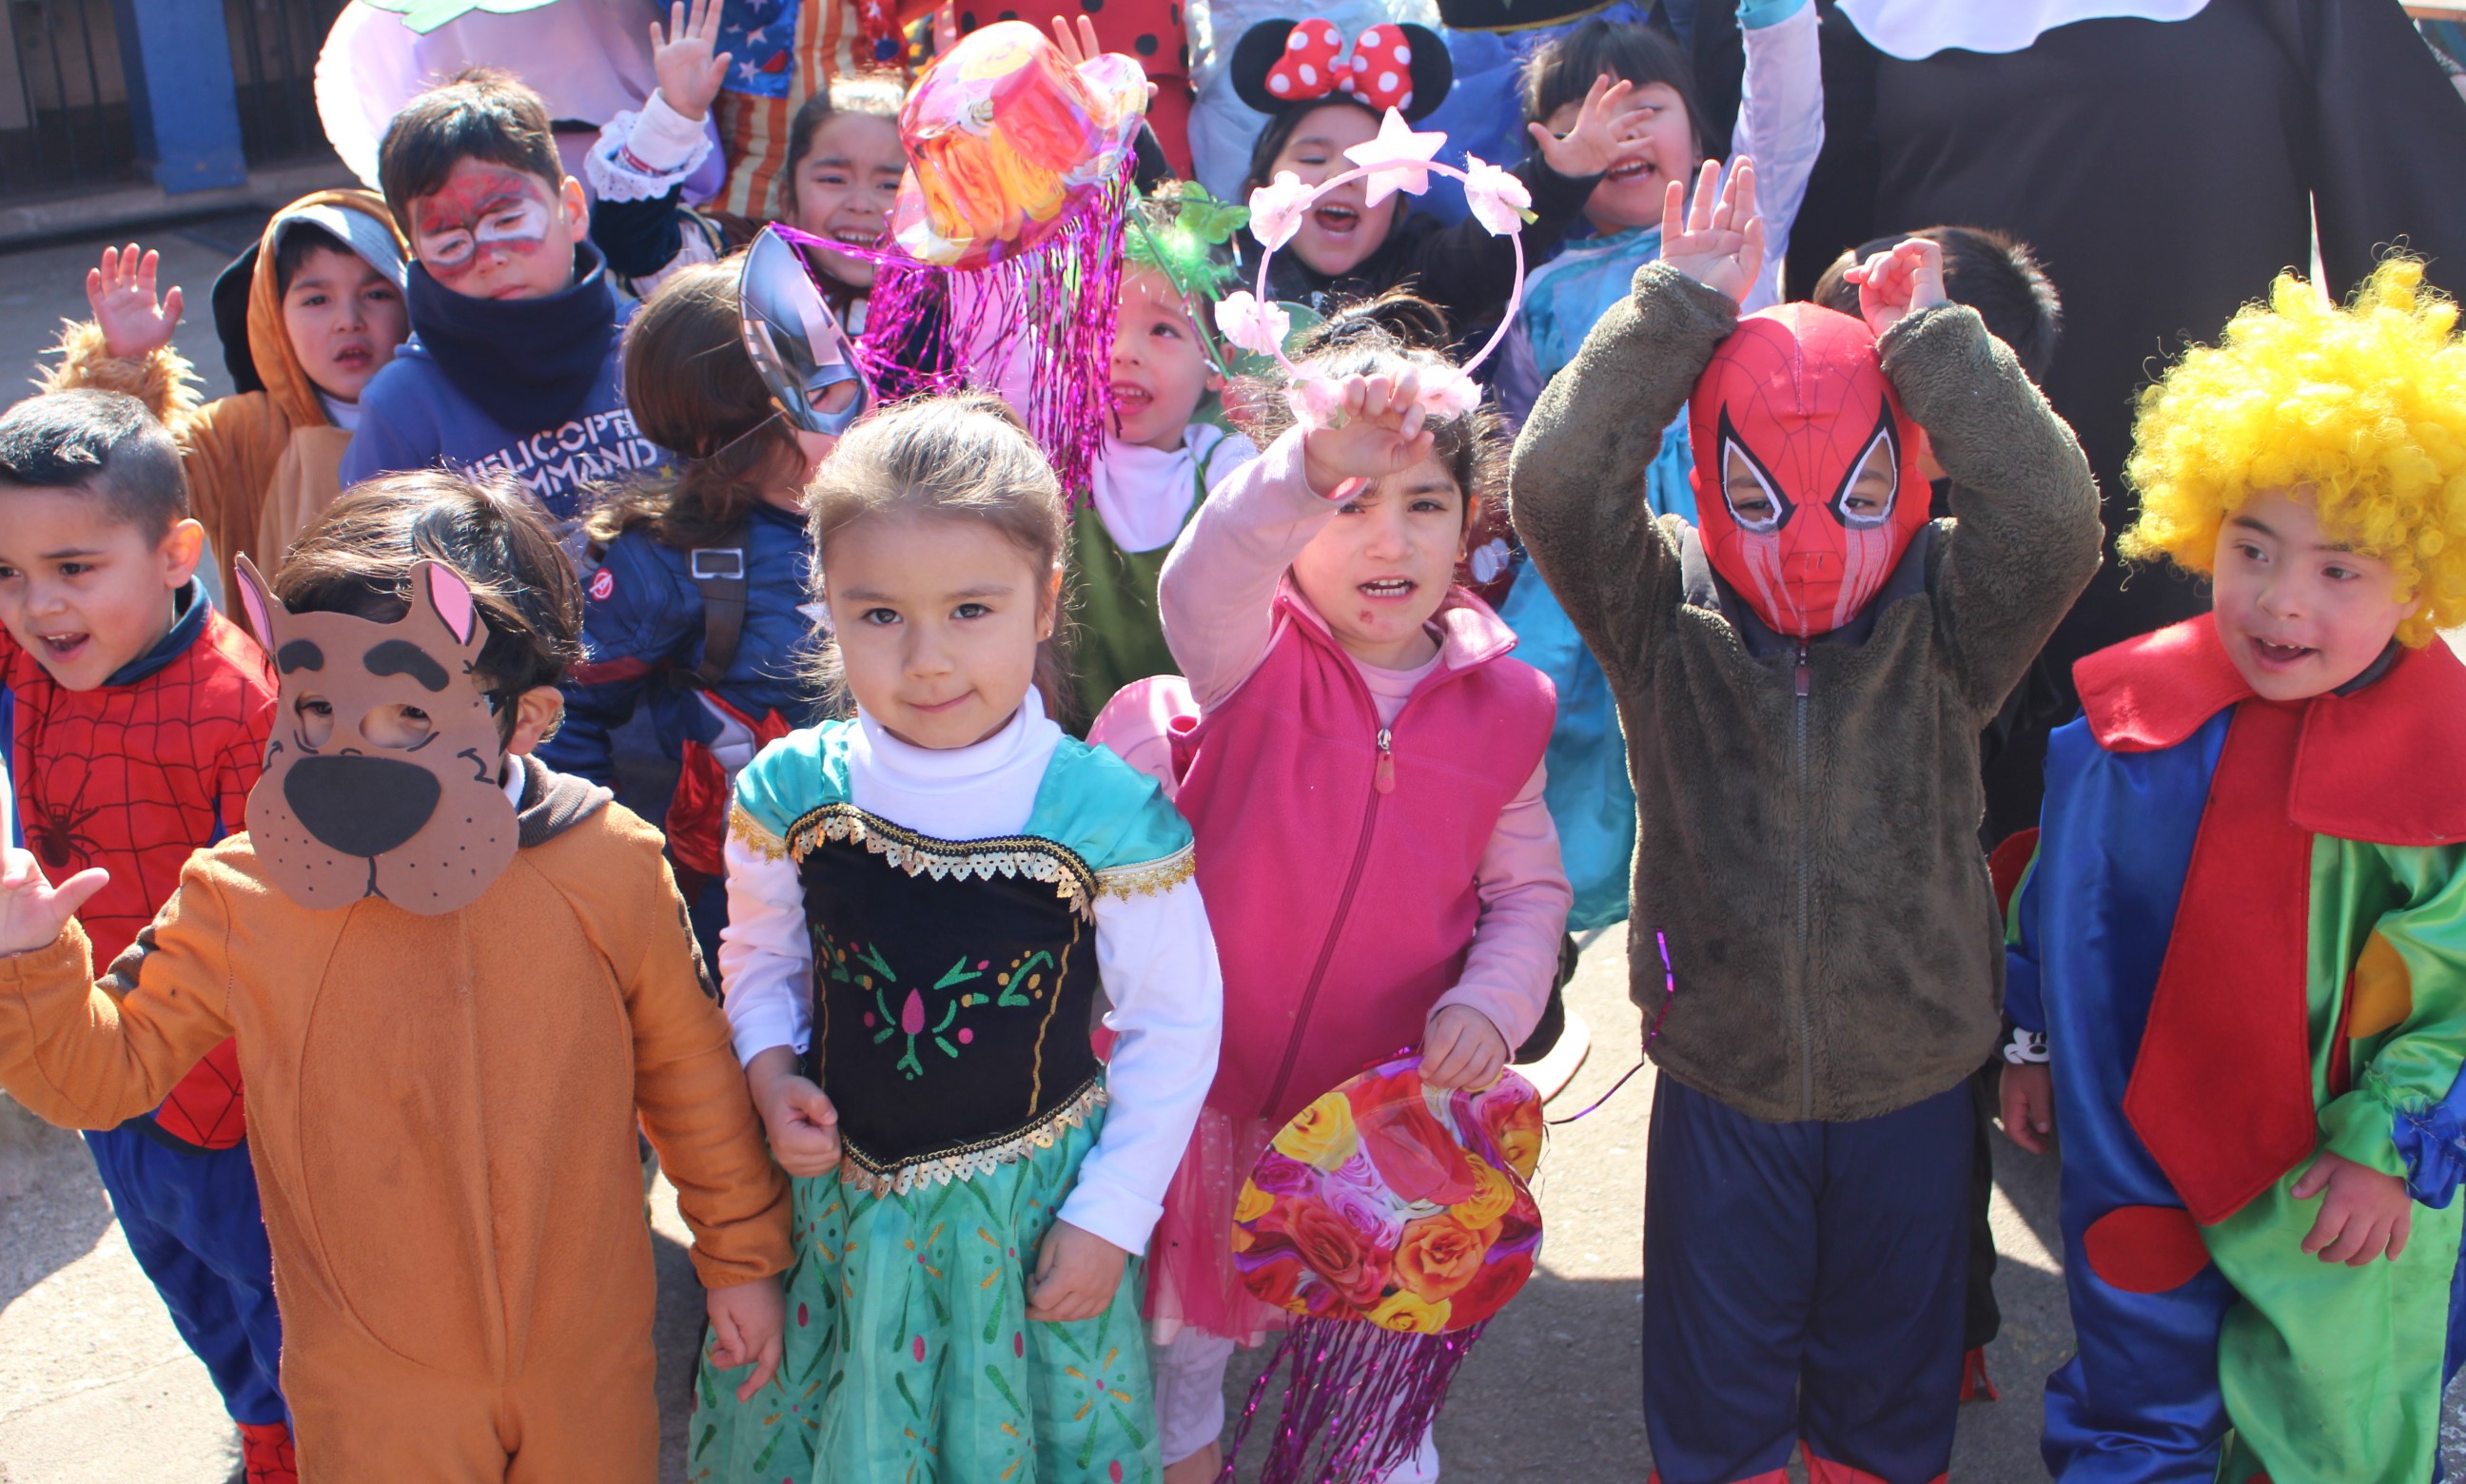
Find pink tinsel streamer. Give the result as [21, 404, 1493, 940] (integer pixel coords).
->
[1220, 1317, 1490, 1484]
[819, 155, 1135, 498]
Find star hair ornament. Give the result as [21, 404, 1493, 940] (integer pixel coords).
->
[1220, 1053, 1547, 1484]
[1216, 109, 1532, 429]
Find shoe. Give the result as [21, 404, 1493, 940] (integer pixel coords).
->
[237, 1419, 298, 1484]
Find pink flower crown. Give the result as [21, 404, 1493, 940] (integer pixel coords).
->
[1214, 109, 1533, 429]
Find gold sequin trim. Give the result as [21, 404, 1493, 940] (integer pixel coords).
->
[839, 1079, 1106, 1199]
[1097, 842, 1196, 901]
[780, 804, 1103, 919]
[729, 805, 789, 863]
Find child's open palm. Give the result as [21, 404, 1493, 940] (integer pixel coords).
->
[1300, 370, 1436, 498]
[1656, 157, 1763, 307]
[1527, 72, 1638, 182]
[88, 244, 183, 361]
[0, 848, 106, 957]
[650, 0, 732, 124]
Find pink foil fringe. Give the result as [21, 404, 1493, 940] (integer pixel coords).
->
[832, 157, 1135, 498]
[1220, 1316, 1490, 1484]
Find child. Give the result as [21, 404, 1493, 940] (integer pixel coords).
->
[589, 0, 905, 315]
[543, 254, 855, 965]
[0, 390, 292, 1481]
[1510, 169, 2101, 1481]
[1487, 0, 1822, 945]
[688, 394, 1223, 1483]
[1496, 3, 1823, 426]
[39, 192, 408, 603]
[1141, 301, 1573, 1484]
[1227, 19, 1628, 343]
[341, 68, 662, 529]
[0, 472, 791, 1480]
[1999, 259, 2466, 1483]
[1070, 188, 1262, 723]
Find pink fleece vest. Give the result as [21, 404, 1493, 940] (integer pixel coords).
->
[1177, 590, 1556, 1129]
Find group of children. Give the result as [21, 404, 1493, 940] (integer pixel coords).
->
[0, 7, 2461, 1484]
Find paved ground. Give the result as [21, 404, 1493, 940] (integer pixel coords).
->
[0, 931, 2082, 1483]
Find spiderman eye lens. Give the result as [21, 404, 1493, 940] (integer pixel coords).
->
[1721, 438, 1786, 532]
[1833, 420, 1900, 528]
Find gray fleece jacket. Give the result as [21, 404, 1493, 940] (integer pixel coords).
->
[1511, 263, 2104, 1123]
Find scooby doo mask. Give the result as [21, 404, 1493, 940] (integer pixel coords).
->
[234, 555, 518, 915]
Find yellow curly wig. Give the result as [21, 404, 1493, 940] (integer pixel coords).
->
[2121, 257, 2466, 647]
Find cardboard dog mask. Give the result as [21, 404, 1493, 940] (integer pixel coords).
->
[235, 555, 518, 915]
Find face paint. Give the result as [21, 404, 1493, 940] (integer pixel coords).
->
[1687, 303, 1931, 638]
[742, 225, 874, 436]
[409, 165, 556, 280]
[234, 555, 519, 915]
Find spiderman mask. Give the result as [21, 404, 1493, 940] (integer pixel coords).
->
[1689, 303, 1928, 638]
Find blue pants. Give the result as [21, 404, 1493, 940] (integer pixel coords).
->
[85, 1123, 286, 1426]
[1643, 1077, 1969, 1484]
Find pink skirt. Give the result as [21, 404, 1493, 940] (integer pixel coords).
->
[1145, 1103, 1286, 1346]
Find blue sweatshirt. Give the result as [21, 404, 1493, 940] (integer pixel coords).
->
[340, 243, 664, 524]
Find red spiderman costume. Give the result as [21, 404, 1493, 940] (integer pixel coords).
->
[1, 579, 295, 1481]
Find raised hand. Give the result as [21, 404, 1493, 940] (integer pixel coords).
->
[1841, 235, 1949, 341]
[1656, 156, 1763, 306]
[1300, 369, 1436, 498]
[650, 0, 732, 124]
[1526, 72, 1637, 182]
[1047, 11, 1102, 68]
[0, 848, 107, 957]
[87, 244, 183, 361]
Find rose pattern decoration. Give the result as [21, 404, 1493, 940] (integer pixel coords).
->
[1232, 1055, 1545, 1333]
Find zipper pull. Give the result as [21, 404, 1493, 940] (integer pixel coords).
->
[1374, 728, 1396, 794]
[1794, 641, 1811, 698]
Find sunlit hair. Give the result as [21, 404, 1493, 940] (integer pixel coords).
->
[803, 393, 1072, 715]
[2122, 257, 2466, 648]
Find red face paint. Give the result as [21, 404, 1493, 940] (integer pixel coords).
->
[408, 162, 558, 286]
[1687, 303, 1931, 638]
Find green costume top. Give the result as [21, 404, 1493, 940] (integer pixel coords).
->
[1067, 423, 1257, 725]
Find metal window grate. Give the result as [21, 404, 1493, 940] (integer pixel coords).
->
[0, 0, 138, 195]
[226, 0, 345, 166]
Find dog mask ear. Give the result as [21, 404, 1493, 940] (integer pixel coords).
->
[233, 553, 281, 654]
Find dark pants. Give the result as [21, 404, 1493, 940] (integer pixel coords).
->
[86, 1124, 286, 1426]
[1643, 1078, 1969, 1484]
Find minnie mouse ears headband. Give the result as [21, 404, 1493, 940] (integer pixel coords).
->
[1214, 109, 1531, 427]
[1231, 20, 1453, 123]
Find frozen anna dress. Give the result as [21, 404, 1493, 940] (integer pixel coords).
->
[690, 693, 1221, 1484]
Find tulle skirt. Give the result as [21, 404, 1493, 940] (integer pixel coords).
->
[1145, 1103, 1285, 1347]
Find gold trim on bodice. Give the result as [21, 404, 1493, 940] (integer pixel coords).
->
[838, 1078, 1107, 1198]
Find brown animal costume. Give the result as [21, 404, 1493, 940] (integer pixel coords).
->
[0, 560, 791, 1481]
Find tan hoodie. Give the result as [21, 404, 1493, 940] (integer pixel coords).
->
[37, 190, 403, 603]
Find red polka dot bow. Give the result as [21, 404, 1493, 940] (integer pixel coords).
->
[1262, 22, 1419, 112]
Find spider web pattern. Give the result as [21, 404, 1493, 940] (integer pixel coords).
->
[1690, 306, 1931, 637]
[2, 610, 275, 1149]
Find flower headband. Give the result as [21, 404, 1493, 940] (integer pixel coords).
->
[1213, 109, 1532, 427]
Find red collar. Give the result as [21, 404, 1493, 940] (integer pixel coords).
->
[2076, 614, 2466, 848]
